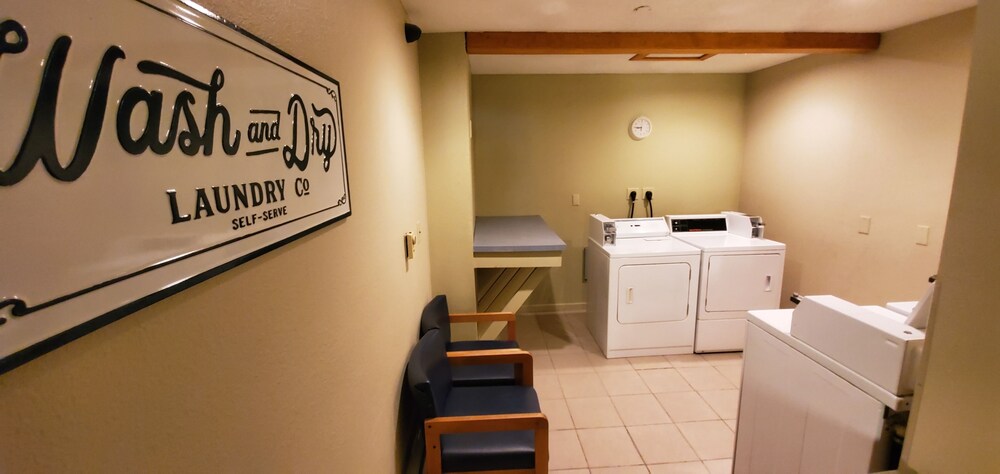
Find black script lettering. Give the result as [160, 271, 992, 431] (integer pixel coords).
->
[0, 34, 124, 186]
[310, 105, 337, 172]
[281, 94, 309, 171]
[282, 94, 309, 171]
[116, 62, 240, 157]
[117, 88, 200, 156]
[247, 111, 280, 143]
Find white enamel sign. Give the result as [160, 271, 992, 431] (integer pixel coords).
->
[0, 0, 351, 372]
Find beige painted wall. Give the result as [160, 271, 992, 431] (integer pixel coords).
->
[418, 34, 477, 315]
[902, 2, 1000, 470]
[740, 9, 975, 306]
[0, 0, 431, 472]
[472, 74, 746, 306]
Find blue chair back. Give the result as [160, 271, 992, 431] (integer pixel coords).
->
[406, 328, 453, 420]
[420, 294, 451, 342]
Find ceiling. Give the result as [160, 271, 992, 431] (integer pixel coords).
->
[401, 0, 977, 74]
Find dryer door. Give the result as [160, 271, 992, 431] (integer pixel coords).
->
[617, 263, 692, 323]
[704, 253, 784, 313]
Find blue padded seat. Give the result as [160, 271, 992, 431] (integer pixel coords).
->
[441, 386, 539, 472]
[408, 329, 541, 472]
[420, 295, 519, 386]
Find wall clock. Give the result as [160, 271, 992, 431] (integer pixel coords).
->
[629, 116, 652, 140]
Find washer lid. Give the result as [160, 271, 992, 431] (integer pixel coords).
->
[672, 233, 786, 252]
[604, 236, 701, 257]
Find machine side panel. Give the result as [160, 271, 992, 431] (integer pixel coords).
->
[735, 324, 888, 473]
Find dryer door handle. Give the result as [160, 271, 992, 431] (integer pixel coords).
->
[626, 287, 634, 304]
[765, 275, 772, 292]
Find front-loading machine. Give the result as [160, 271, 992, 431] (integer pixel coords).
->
[586, 215, 701, 358]
[667, 212, 786, 352]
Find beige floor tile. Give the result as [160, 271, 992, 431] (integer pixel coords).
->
[648, 461, 710, 473]
[588, 352, 636, 372]
[724, 419, 737, 431]
[654, 392, 719, 422]
[665, 354, 711, 368]
[702, 458, 733, 474]
[552, 469, 591, 474]
[578, 337, 602, 353]
[611, 394, 672, 426]
[715, 365, 742, 388]
[534, 354, 557, 375]
[560, 373, 609, 398]
[540, 398, 575, 430]
[521, 337, 550, 354]
[567, 397, 624, 428]
[552, 352, 597, 374]
[591, 466, 650, 473]
[577, 427, 645, 468]
[543, 329, 577, 346]
[698, 389, 740, 419]
[699, 352, 743, 366]
[550, 430, 589, 470]
[599, 370, 651, 396]
[535, 374, 565, 399]
[676, 421, 736, 460]
[627, 424, 700, 464]
[628, 356, 673, 370]
[638, 369, 693, 393]
[677, 367, 734, 391]
[548, 342, 588, 355]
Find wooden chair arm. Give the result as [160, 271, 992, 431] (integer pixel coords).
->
[449, 312, 518, 341]
[426, 412, 548, 434]
[424, 413, 549, 474]
[447, 349, 534, 386]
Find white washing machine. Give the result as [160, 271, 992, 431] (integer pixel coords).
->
[585, 215, 701, 358]
[735, 298, 922, 472]
[667, 212, 786, 352]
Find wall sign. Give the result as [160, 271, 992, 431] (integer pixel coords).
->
[0, 0, 351, 373]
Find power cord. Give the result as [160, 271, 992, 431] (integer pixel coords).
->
[644, 190, 653, 217]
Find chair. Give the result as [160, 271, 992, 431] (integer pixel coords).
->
[407, 328, 548, 473]
[420, 294, 520, 386]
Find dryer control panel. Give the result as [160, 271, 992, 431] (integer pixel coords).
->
[668, 215, 728, 233]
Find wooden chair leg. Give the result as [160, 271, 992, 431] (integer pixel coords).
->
[424, 421, 443, 474]
[534, 419, 549, 473]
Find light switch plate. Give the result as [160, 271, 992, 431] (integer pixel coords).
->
[572, 193, 581, 206]
[916, 225, 930, 246]
[859, 215, 871, 234]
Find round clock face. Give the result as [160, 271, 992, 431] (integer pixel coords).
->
[629, 116, 652, 140]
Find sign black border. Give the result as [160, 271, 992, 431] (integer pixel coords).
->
[0, 0, 353, 375]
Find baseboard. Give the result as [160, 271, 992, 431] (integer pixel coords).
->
[518, 302, 587, 316]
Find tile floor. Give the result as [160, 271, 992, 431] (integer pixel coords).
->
[515, 312, 743, 473]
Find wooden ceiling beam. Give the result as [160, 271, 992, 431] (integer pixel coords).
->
[466, 32, 881, 55]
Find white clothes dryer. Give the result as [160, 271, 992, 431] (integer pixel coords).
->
[667, 213, 786, 352]
[586, 215, 701, 358]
